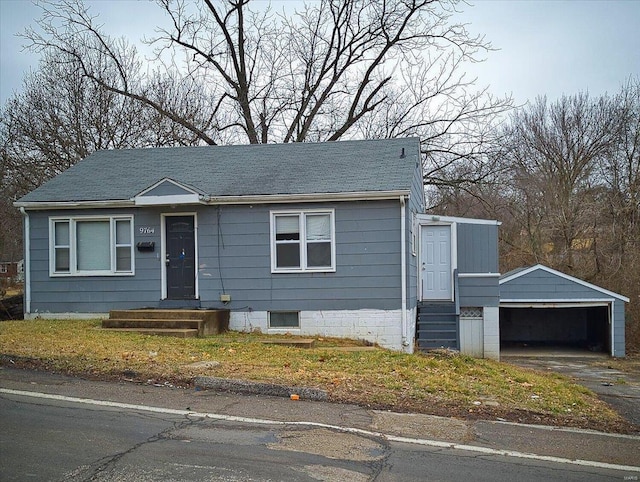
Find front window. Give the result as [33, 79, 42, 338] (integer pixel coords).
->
[50, 216, 134, 276]
[271, 210, 335, 272]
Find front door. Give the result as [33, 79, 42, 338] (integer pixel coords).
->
[421, 225, 452, 300]
[165, 215, 196, 299]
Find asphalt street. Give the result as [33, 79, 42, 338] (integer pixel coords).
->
[1, 368, 639, 481]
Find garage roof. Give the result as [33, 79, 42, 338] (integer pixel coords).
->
[500, 264, 629, 303]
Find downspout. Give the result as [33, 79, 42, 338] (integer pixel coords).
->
[400, 196, 408, 349]
[19, 207, 30, 316]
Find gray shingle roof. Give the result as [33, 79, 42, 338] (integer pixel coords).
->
[17, 138, 421, 204]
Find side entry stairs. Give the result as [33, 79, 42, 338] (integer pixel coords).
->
[416, 302, 460, 351]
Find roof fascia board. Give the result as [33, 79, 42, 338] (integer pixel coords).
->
[416, 213, 501, 226]
[15, 190, 410, 210]
[14, 200, 135, 210]
[204, 190, 410, 205]
[500, 300, 614, 308]
[499, 264, 630, 303]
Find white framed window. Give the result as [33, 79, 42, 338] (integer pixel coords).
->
[270, 209, 335, 273]
[49, 216, 134, 276]
[0, 265, 7, 274]
[269, 311, 300, 329]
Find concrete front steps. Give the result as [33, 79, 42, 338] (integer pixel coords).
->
[101, 309, 230, 338]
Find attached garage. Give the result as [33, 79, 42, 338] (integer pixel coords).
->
[499, 265, 629, 357]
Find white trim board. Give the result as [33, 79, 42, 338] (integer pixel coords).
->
[500, 300, 613, 309]
[416, 213, 501, 226]
[499, 264, 629, 303]
[458, 272, 501, 278]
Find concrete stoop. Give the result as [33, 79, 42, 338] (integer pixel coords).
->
[101, 309, 230, 338]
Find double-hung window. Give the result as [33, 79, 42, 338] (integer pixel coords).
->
[271, 210, 335, 272]
[49, 216, 134, 276]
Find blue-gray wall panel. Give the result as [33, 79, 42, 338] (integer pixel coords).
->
[27, 200, 409, 314]
[457, 224, 499, 273]
[500, 270, 618, 300]
[458, 276, 500, 307]
[405, 157, 424, 311]
[199, 202, 403, 312]
[614, 300, 625, 356]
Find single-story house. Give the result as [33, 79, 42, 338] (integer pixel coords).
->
[15, 138, 501, 357]
[499, 264, 629, 357]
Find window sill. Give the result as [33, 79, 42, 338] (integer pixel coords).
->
[49, 271, 135, 277]
[271, 268, 336, 274]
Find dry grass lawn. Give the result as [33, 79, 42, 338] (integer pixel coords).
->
[0, 318, 634, 433]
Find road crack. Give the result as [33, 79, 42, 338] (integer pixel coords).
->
[62, 415, 196, 482]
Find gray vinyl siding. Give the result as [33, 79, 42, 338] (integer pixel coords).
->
[458, 276, 500, 308]
[614, 300, 625, 357]
[500, 270, 616, 300]
[202, 201, 402, 312]
[28, 209, 163, 313]
[407, 157, 425, 311]
[27, 200, 406, 314]
[455, 222, 499, 308]
[456, 223, 499, 274]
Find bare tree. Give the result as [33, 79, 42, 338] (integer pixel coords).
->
[0, 48, 206, 261]
[0, 50, 196, 197]
[498, 93, 622, 271]
[21, 0, 510, 181]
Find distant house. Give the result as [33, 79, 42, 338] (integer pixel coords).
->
[15, 138, 501, 357]
[0, 260, 22, 283]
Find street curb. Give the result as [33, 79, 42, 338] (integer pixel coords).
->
[194, 376, 329, 401]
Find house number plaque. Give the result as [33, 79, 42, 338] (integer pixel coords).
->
[138, 227, 155, 235]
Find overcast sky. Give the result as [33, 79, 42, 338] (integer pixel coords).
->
[1, 0, 639, 108]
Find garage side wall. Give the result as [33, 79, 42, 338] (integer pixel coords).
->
[613, 300, 625, 357]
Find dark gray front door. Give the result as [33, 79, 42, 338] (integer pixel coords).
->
[166, 216, 196, 300]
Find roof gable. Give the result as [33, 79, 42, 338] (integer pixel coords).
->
[134, 178, 202, 206]
[500, 264, 629, 303]
[16, 138, 421, 206]
[137, 178, 202, 197]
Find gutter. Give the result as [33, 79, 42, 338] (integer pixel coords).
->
[19, 207, 30, 315]
[14, 190, 411, 210]
[400, 196, 408, 350]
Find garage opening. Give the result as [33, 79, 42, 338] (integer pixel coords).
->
[500, 305, 610, 355]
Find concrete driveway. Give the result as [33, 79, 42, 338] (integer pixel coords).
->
[503, 352, 640, 430]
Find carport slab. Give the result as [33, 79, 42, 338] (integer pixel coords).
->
[501, 347, 609, 358]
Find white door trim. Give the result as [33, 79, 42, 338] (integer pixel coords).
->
[418, 221, 457, 302]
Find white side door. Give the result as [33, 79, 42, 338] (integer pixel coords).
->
[421, 225, 452, 300]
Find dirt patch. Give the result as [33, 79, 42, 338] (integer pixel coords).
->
[268, 427, 385, 461]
